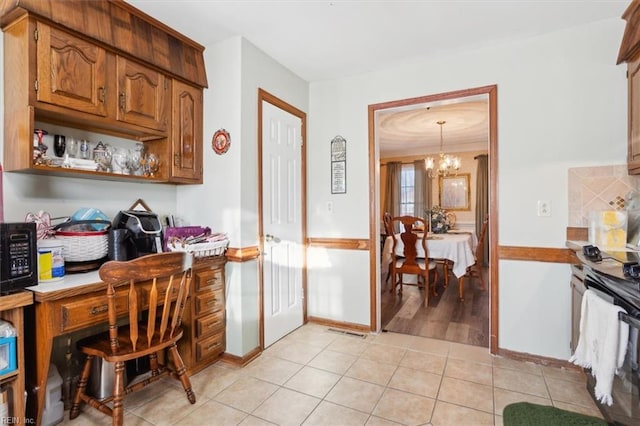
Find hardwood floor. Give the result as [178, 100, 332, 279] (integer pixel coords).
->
[381, 264, 489, 347]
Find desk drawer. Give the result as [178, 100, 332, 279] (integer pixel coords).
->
[195, 268, 223, 292]
[196, 330, 225, 362]
[194, 290, 223, 316]
[195, 312, 224, 338]
[59, 293, 129, 333]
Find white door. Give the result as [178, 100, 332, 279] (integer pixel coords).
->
[262, 100, 304, 348]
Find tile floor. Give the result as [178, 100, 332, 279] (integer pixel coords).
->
[62, 323, 603, 425]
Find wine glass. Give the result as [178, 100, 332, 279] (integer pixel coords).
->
[112, 148, 131, 174]
[129, 144, 144, 176]
[143, 153, 160, 177]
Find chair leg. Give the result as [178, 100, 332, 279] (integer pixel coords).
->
[168, 343, 196, 404]
[431, 269, 439, 297]
[70, 354, 93, 419]
[149, 352, 161, 376]
[422, 272, 429, 307]
[443, 261, 450, 288]
[475, 265, 486, 290]
[385, 263, 391, 284]
[112, 361, 126, 426]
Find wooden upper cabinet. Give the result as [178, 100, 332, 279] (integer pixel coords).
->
[35, 22, 108, 117]
[629, 59, 640, 174]
[116, 57, 168, 132]
[1, 1, 206, 185]
[171, 80, 203, 183]
[618, 0, 640, 174]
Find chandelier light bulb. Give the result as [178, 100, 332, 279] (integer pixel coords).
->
[425, 120, 461, 177]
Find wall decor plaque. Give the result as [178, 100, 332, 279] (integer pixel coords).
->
[331, 135, 346, 194]
[212, 129, 231, 155]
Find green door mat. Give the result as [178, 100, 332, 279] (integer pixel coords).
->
[503, 402, 608, 426]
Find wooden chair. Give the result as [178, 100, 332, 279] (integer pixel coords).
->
[436, 213, 457, 288]
[390, 215, 438, 306]
[458, 216, 489, 301]
[383, 212, 394, 284]
[70, 252, 196, 426]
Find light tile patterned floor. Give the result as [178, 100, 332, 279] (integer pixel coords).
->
[62, 324, 603, 425]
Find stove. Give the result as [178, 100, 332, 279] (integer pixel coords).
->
[583, 265, 640, 424]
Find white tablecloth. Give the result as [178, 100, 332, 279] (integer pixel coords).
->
[382, 232, 476, 278]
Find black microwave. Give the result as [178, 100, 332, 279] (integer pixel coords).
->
[0, 222, 38, 294]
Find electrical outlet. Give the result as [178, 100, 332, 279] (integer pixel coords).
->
[537, 200, 551, 217]
[327, 201, 333, 213]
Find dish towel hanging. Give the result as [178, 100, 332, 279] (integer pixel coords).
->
[569, 289, 629, 406]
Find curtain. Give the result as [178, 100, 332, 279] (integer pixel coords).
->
[413, 159, 428, 220]
[475, 154, 489, 266]
[384, 162, 402, 231]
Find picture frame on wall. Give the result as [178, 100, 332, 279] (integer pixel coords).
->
[439, 173, 470, 210]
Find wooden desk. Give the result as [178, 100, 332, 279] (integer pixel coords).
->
[0, 291, 33, 423]
[24, 256, 226, 425]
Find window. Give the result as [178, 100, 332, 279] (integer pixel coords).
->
[400, 164, 415, 216]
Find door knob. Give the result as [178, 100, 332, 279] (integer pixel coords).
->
[265, 234, 281, 243]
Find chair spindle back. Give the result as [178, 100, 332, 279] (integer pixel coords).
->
[98, 252, 193, 354]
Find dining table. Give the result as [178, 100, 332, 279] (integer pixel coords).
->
[382, 230, 477, 279]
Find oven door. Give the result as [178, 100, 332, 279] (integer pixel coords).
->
[584, 272, 640, 425]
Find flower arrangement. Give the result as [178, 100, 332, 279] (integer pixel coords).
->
[427, 205, 450, 234]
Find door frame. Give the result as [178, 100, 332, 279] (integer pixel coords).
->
[368, 84, 500, 353]
[257, 88, 308, 349]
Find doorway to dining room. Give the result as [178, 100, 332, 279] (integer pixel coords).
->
[369, 85, 497, 350]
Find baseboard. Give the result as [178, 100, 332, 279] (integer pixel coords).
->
[219, 346, 262, 367]
[497, 347, 581, 371]
[307, 316, 372, 334]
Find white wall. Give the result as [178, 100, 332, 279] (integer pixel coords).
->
[177, 37, 309, 356]
[307, 18, 627, 359]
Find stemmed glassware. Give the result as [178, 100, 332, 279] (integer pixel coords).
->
[111, 148, 131, 174]
[129, 143, 144, 176]
[142, 153, 160, 177]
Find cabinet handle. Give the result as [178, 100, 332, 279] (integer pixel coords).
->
[99, 86, 105, 103]
[206, 341, 221, 351]
[119, 92, 126, 110]
[207, 320, 221, 328]
[174, 153, 181, 166]
[90, 304, 108, 315]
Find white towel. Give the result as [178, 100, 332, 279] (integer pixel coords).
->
[569, 289, 629, 406]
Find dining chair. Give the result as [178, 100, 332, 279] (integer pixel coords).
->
[70, 252, 196, 426]
[383, 212, 394, 284]
[457, 215, 489, 301]
[390, 215, 438, 306]
[435, 213, 457, 288]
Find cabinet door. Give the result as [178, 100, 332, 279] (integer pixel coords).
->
[570, 273, 586, 353]
[171, 80, 203, 182]
[36, 23, 108, 116]
[116, 57, 168, 132]
[629, 59, 640, 174]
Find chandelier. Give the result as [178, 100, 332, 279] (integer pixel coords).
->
[425, 120, 461, 177]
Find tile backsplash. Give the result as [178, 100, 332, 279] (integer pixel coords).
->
[568, 165, 640, 227]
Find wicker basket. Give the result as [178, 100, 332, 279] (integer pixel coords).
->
[54, 220, 110, 262]
[167, 239, 228, 258]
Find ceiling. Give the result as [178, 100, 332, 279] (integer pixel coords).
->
[127, 0, 629, 157]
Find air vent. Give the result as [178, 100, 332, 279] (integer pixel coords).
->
[327, 328, 367, 339]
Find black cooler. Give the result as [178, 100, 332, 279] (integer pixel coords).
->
[111, 210, 163, 260]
